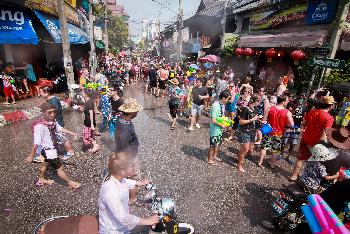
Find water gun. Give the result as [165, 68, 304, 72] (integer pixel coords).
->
[9, 79, 15, 84]
[339, 167, 350, 181]
[83, 83, 100, 89]
[99, 86, 109, 94]
[301, 194, 349, 234]
[216, 117, 234, 127]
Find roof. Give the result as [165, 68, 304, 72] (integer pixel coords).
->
[197, 1, 225, 18]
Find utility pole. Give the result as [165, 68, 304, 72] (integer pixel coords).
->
[88, 2, 97, 77]
[221, 0, 229, 49]
[57, 0, 74, 87]
[103, 0, 109, 54]
[177, 0, 183, 62]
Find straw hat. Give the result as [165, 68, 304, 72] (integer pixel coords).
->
[118, 98, 143, 113]
[169, 78, 179, 85]
[320, 96, 336, 105]
[325, 127, 350, 150]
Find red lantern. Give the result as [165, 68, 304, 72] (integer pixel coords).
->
[243, 48, 255, 57]
[290, 50, 306, 65]
[235, 48, 244, 57]
[265, 48, 277, 63]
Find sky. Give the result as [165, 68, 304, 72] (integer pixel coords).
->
[117, 0, 202, 42]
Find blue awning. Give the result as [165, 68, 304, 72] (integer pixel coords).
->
[0, 6, 39, 45]
[34, 10, 89, 44]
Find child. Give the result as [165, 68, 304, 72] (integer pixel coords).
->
[282, 102, 301, 165]
[99, 87, 111, 134]
[298, 142, 340, 194]
[82, 90, 100, 153]
[0, 63, 16, 104]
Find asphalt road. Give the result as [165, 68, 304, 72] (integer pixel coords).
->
[0, 83, 294, 233]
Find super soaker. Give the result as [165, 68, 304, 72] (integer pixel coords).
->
[83, 83, 100, 89]
[216, 117, 234, 127]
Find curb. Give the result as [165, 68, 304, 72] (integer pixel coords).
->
[0, 107, 41, 127]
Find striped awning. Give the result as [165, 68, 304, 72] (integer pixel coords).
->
[238, 30, 328, 48]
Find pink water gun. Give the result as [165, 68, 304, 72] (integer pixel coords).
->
[302, 194, 349, 234]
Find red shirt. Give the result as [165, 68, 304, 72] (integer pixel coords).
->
[268, 106, 289, 136]
[302, 109, 334, 146]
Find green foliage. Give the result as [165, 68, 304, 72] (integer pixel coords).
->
[324, 60, 350, 84]
[107, 16, 129, 52]
[219, 35, 240, 58]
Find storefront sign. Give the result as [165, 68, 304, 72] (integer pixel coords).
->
[250, 4, 307, 30]
[25, 0, 79, 25]
[313, 47, 330, 56]
[306, 0, 338, 25]
[311, 57, 345, 69]
[0, 6, 39, 44]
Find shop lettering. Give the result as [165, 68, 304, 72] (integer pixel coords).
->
[312, 12, 328, 21]
[312, 2, 328, 21]
[0, 10, 24, 25]
[1, 25, 23, 31]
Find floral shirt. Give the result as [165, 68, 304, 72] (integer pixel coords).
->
[99, 94, 111, 117]
[299, 161, 327, 190]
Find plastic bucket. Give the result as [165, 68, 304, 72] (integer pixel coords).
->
[261, 123, 273, 135]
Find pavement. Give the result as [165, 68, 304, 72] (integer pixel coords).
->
[0, 83, 294, 233]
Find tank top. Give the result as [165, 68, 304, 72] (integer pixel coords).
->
[268, 106, 289, 136]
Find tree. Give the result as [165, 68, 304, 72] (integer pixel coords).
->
[107, 16, 129, 53]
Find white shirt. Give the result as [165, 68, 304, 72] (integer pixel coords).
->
[99, 177, 139, 234]
[33, 122, 63, 159]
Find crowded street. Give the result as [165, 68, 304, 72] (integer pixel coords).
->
[1, 83, 296, 233]
[1, 0, 350, 234]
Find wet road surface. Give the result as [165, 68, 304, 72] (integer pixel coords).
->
[0, 83, 293, 233]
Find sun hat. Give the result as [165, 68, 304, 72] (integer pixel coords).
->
[169, 78, 179, 85]
[320, 96, 336, 105]
[308, 143, 339, 162]
[325, 127, 350, 150]
[118, 98, 143, 113]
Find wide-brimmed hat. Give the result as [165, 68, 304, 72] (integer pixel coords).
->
[326, 127, 350, 150]
[169, 78, 179, 85]
[320, 96, 336, 105]
[308, 143, 338, 162]
[118, 98, 143, 113]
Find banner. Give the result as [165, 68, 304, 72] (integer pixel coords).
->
[306, 0, 338, 25]
[250, 4, 307, 30]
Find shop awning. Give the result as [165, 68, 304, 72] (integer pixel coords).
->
[34, 10, 89, 44]
[238, 30, 328, 48]
[0, 6, 39, 45]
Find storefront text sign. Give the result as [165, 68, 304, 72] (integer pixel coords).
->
[306, 0, 338, 25]
[311, 57, 345, 69]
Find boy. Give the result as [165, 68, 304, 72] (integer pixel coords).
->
[207, 90, 231, 165]
[83, 90, 100, 153]
[99, 152, 158, 233]
[0, 63, 16, 104]
[26, 102, 81, 189]
[40, 86, 64, 127]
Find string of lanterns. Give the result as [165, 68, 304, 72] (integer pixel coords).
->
[234, 47, 306, 64]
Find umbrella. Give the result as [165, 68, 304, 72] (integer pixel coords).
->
[189, 64, 200, 70]
[198, 57, 208, 62]
[204, 62, 213, 69]
[205, 55, 220, 63]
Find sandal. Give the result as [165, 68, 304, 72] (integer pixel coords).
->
[68, 181, 81, 189]
[89, 145, 100, 154]
[207, 160, 218, 165]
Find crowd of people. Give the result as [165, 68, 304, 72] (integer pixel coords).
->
[19, 52, 350, 233]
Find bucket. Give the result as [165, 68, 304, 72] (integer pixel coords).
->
[261, 123, 273, 135]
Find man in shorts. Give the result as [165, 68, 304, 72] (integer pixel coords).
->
[207, 90, 231, 165]
[258, 95, 294, 168]
[148, 64, 158, 96]
[189, 79, 209, 131]
[26, 102, 81, 189]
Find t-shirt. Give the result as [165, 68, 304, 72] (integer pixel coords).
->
[238, 106, 255, 133]
[110, 97, 124, 116]
[48, 96, 64, 127]
[210, 101, 225, 137]
[0, 73, 13, 87]
[299, 161, 327, 190]
[192, 87, 208, 106]
[216, 79, 228, 95]
[302, 109, 334, 146]
[114, 118, 139, 157]
[84, 100, 96, 127]
[268, 106, 289, 136]
[148, 69, 157, 82]
[33, 122, 63, 159]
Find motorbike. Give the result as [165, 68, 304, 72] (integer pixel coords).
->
[269, 183, 309, 232]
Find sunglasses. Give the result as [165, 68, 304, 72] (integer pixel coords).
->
[244, 91, 251, 94]
[47, 110, 57, 115]
[259, 89, 265, 92]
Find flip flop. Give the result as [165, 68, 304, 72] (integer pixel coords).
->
[68, 182, 81, 189]
[207, 161, 218, 165]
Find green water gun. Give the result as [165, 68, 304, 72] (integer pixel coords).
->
[216, 116, 234, 127]
[84, 83, 100, 89]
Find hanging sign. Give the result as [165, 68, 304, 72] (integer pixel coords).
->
[306, 0, 338, 25]
[311, 57, 346, 69]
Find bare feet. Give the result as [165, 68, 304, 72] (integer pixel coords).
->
[207, 160, 218, 165]
[237, 166, 246, 172]
[214, 157, 222, 162]
[68, 181, 81, 189]
[36, 179, 54, 186]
